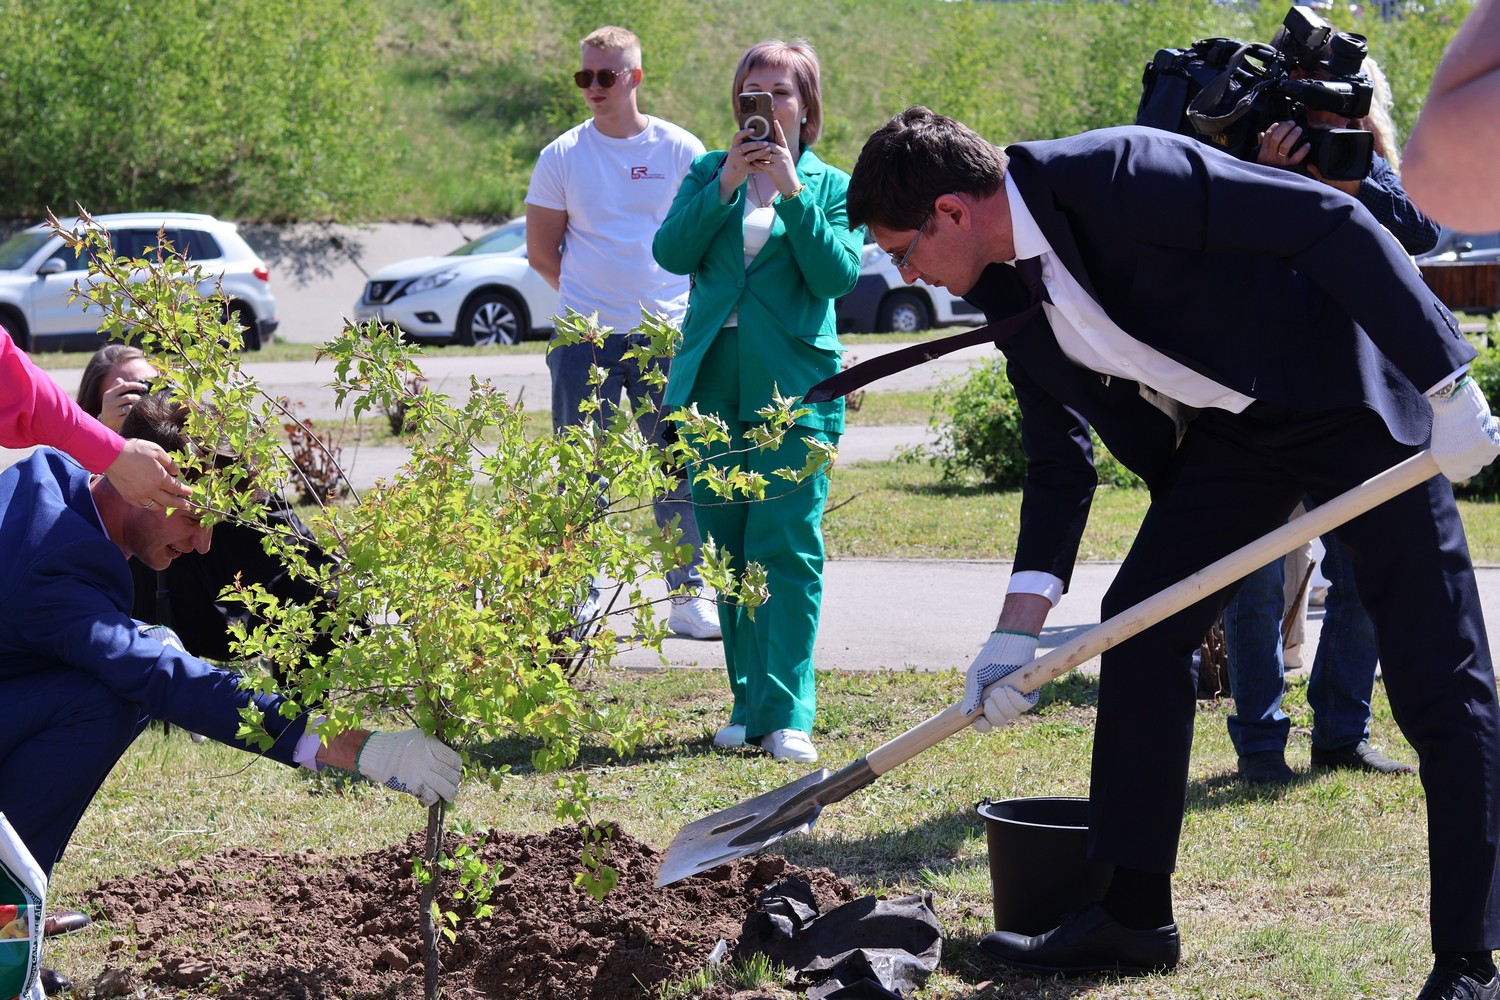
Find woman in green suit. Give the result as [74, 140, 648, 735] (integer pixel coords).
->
[653, 38, 861, 763]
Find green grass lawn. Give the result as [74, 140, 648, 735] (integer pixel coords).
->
[48, 668, 1433, 999]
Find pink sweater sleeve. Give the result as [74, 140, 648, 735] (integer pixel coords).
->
[0, 326, 126, 473]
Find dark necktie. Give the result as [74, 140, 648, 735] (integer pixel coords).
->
[804, 256, 1050, 404]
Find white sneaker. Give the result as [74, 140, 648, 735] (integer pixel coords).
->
[761, 729, 818, 763]
[712, 723, 746, 748]
[668, 592, 721, 640]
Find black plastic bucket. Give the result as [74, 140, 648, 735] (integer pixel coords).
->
[976, 796, 1114, 935]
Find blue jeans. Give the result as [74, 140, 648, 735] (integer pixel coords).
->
[548, 333, 704, 594]
[1223, 526, 1379, 756]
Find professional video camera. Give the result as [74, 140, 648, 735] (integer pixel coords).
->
[1136, 5, 1376, 181]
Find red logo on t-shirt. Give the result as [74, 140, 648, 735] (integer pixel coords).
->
[631, 166, 665, 180]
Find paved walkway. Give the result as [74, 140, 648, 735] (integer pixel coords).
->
[612, 557, 1500, 683]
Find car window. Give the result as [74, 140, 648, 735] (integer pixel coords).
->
[451, 223, 526, 257]
[170, 228, 223, 261]
[46, 242, 97, 272]
[103, 227, 223, 262]
[0, 231, 53, 270]
[109, 228, 164, 260]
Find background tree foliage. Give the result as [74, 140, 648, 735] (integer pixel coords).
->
[0, 0, 1474, 222]
[0, 0, 388, 220]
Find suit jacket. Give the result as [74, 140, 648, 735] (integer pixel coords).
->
[653, 147, 862, 432]
[963, 126, 1475, 588]
[0, 449, 307, 762]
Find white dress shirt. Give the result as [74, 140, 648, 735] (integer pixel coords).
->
[1001, 173, 1254, 607]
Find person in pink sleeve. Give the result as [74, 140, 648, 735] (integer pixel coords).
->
[1, 326, 189, 511]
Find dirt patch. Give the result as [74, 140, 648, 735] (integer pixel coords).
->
[82, 824, 857, 999]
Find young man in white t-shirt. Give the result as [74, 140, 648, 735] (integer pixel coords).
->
[525, 25, 717, 640]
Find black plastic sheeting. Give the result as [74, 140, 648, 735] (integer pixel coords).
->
[737, 876, 943, 999]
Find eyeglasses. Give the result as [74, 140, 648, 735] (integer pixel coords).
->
[573, 68, 633, 89]
[890, 210, 934, 270]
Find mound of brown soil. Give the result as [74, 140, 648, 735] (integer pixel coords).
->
[82, 825, 857, 999]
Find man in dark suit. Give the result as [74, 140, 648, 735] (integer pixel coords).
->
[845, 107, 1500, 999]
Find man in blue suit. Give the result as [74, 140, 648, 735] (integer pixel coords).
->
[0, 394, 460, 990]
[846, 107, 1500, 1000]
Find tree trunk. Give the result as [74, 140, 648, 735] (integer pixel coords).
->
[420, 800, 446, 1000]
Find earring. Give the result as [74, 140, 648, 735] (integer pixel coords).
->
[800, 117, 807, 123]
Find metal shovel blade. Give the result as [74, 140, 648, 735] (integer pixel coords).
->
[654, 451, 1441, 887]
[655, 758, 881, 886]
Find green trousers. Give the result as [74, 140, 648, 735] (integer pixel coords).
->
[687, 328, 835, 740]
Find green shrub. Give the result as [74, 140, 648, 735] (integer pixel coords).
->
[930, 356, 1143, 491]
[1458, 321, 1500, 498]
[0, 0, 388, 220]
[930, 357, 1026, 489]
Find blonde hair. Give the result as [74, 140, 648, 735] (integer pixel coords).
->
[1359, 55, 1400, 172]
[732, 39, 824, 149]
[581, 25, 641, 70]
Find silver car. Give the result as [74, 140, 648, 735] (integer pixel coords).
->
[0, 212, 279, 351]
[352, 219, 558, 346]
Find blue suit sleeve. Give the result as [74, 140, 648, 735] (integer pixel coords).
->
[23, 536, 307, 765]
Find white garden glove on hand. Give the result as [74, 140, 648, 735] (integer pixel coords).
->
[1429, 376, 1500, 482]
[963, 630, 1041, 732]
[138, 623, 185, 651]
[357, 730, 462, 807]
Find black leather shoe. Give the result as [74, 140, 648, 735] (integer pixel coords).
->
[1237, 750, 1294, 784]
[42, 909, 91, 937]
[1311, 740, 1416, 774]
[1416, 965, 1500, 999]
[40, 968, 73, 996]
[979, 902, 1180, 975]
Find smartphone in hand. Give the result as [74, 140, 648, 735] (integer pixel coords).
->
[737, 92, 777, 144]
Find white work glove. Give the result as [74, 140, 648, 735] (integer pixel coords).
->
[356, 730, 462, 807]
[973, 685, 1036, 735]
[963, 629, 1041, 727]
[139, 623, 185, 650]
[1428, 376, 1500, 482]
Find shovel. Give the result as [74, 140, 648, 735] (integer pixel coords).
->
[656, 450, 1442, 886]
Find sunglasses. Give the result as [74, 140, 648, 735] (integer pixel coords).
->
[573, 68, 633, 89]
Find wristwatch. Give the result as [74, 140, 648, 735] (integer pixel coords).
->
[1430, 374, 1471, 399]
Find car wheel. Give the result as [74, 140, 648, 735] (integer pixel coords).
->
[457, 290, 525, 346]
[225, 303, 261, 351]
[0, 310, 30, 352]
[876, 290, 932, 334]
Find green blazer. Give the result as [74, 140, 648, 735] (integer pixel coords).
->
[653, 147, 862, 433]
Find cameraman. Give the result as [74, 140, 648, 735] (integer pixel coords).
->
[1253, 51, 1437, 249]
[1225, 41, 1441, 784]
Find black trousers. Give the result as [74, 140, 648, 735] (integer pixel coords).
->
[1086, 402, 1500, 950]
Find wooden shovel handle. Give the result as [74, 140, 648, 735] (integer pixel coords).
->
[863, 451, 1441, 778]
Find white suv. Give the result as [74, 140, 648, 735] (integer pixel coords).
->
[0, 212, 278, 352]
[834, 235, 983, 334]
